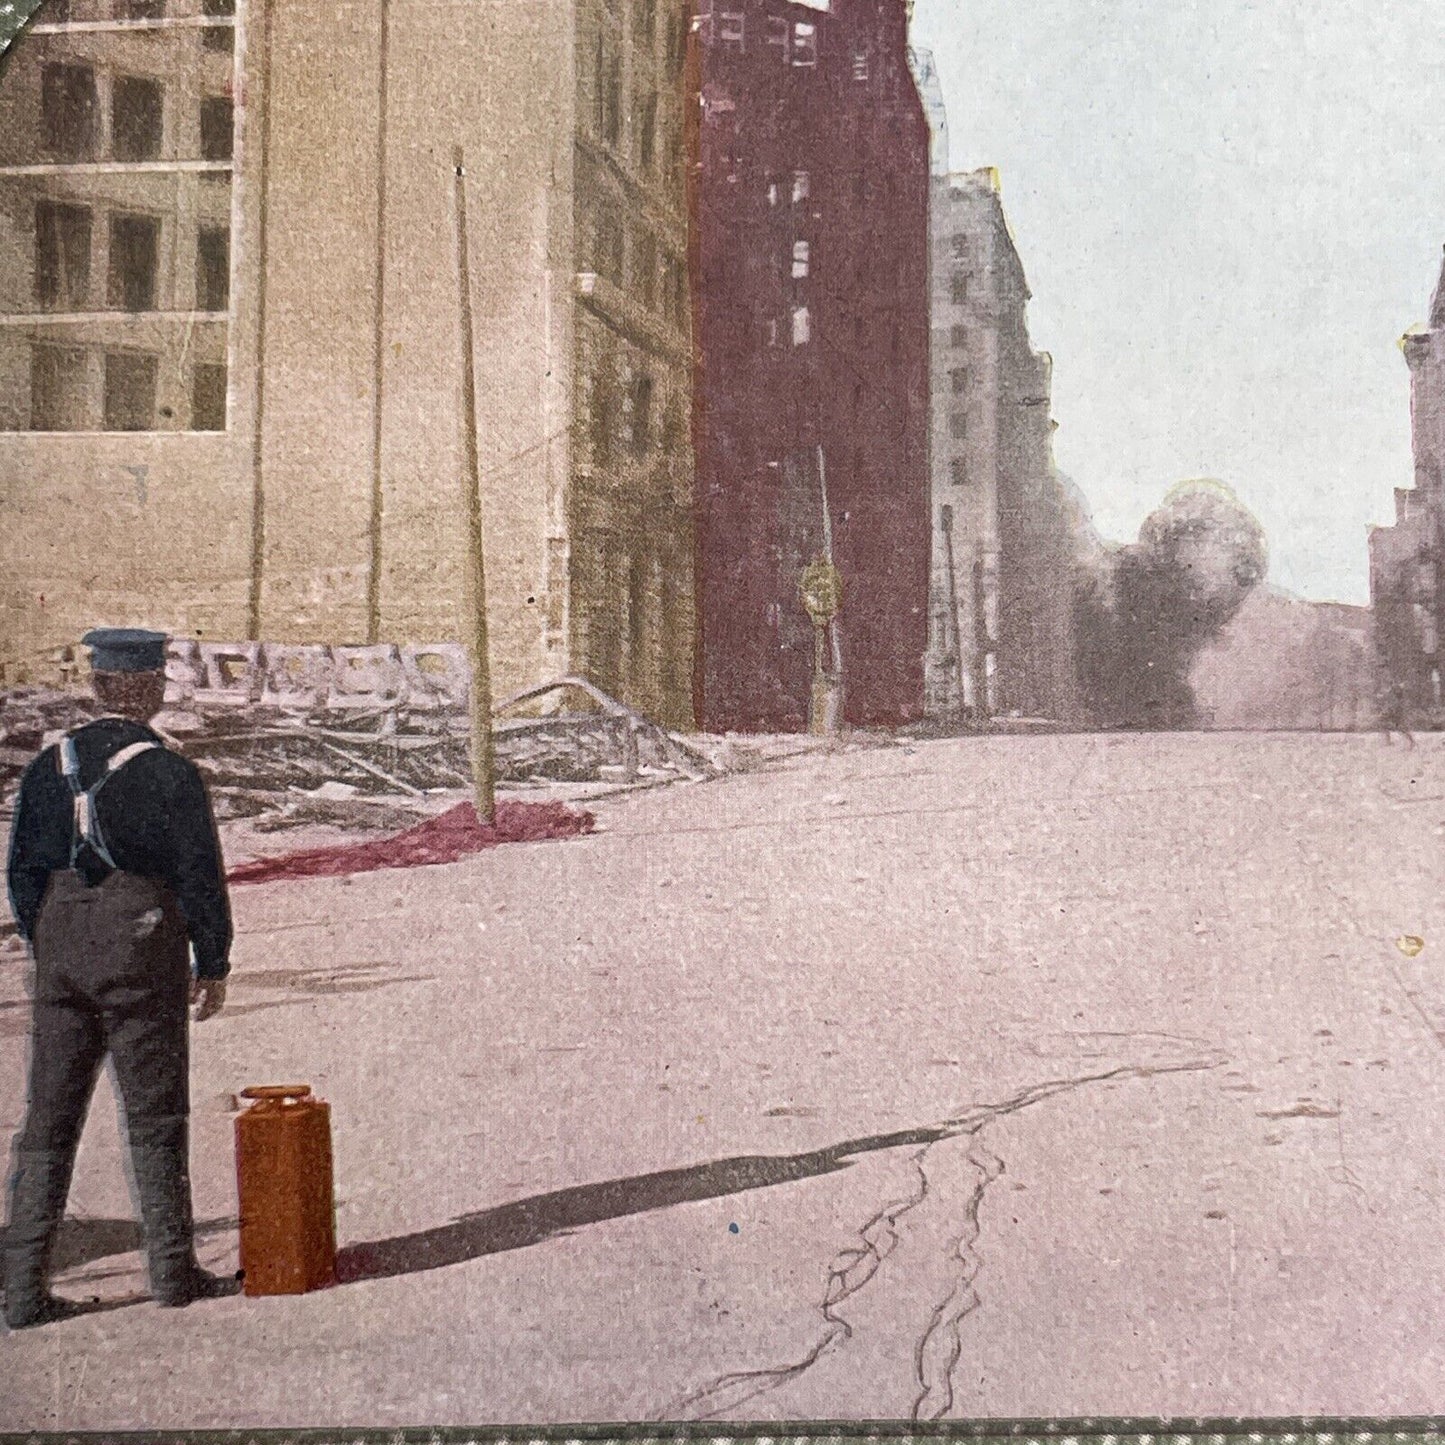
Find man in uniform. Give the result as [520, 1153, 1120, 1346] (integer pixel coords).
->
[4, 628, 239, 1329]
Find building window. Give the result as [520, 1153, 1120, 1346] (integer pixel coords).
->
[103, 351, 158, 431]
[792, 240, 810, 279]
[949, 411, 968, 440]
[638, 92, 657, 169]
[666, 10, 686, 71]
[591, 376, 614, 465]
[663, 398, 684, 455]
[191, 362, 227, 430]
[593, 205, 624, 286]
[792, 170, 810, 205]
[108, 213, 160, 311]
[766, 177, 780, 207]
[196, 225, 229, 311]
[765, 14, 788, 58]
[792, 306, 810, 346]
[593, 35, 621, 145]
[718, 12, 744, 52]
[635, 228, 657, 311]
[201, 0, 235, 51]
[200, 97, 234, 161]
[950, 367, 968, 394]
[633, 0, 655, 46]
[792, 22, 818, 66]
[34, 200, 91, 310]
[41, 63, 98, 161]
[951, 234, 970, 261]
[951, 274, 969, 305]
[950, 323, 968, 349]
[30, 345, 89, 431]
[112, 76, 164, 162]
[764, 316, 779, 348]
[852, 49, 869, 81]
[115, 0, 165, 18]
[628, 373, 653, 455]
[675, 260, 688, 324]
[950, 459, 969, 487]
[663, 252, 686, 326]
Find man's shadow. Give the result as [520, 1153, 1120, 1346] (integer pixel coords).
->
[0, 1216, 236, 1329]
[0, 1214, 236, 1276]
[336, 1120, 952, 1284]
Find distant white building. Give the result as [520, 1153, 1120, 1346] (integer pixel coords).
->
[906, 44, 949, 179]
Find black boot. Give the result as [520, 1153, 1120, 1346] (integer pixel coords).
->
[3, 1149, 81, 1330]
[130, 1133, 239, 1308]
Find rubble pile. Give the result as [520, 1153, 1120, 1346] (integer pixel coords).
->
[0, 688, 101, 789]
[2, 672, 718, 825]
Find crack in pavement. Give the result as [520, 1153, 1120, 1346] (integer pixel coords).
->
[663, 1144, 934, 1421]
[666, 1048, 1227, 1423]
[909, 1140, 1004, 1422]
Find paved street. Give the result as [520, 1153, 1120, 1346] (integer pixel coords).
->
[2, 731, 1444, 1428]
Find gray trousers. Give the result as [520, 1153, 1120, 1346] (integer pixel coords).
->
[4, 870, 197, 1311]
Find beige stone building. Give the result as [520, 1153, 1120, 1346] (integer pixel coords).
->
[0, 0, 695, 728]
[923, 167, 1084, 725]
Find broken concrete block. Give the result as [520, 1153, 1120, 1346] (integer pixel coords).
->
[401, 644, 470, 710]
[164, 641, 204, 705]
[330, 644, 407, 710]
[260, 643, 333, 711]
[196, 642, 262, 707]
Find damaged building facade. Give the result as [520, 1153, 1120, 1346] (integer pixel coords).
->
[690, 0, 932, 731]
[0, 0, 696, 730]
[921, 167, 1084, 725]
[1369, 246, 1445, 719]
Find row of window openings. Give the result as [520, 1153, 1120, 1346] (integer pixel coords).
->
[629, 0, 688, 72]
[764, 306, 811, 348]
[40, 64, 234, 163]
[697, 11, 852, 72]
[46, 0, 235, 25]
[757, 168, 884, 210]
[595, 78, 686, 178]
[767, 171, 810, 207]
[589, 214, 687, 325]
[34, 202, 229, 312]
[29, 346, 226, 432]
[591, 374, 687, 465]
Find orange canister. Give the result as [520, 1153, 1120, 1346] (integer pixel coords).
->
[234, 1085, 337, 1296]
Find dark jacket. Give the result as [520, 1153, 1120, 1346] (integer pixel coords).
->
[6, 718, 232, 978]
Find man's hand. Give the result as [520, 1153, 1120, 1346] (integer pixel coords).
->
[190, 978, 227, 1022]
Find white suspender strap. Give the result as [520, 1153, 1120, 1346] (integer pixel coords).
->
[54, 732, 160, 869]
[106, 741, 159, 774]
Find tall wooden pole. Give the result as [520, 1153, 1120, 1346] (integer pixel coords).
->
[366, 0, 391, 644]
[454, 147, 496, 822]
[246, 0, 276, 640]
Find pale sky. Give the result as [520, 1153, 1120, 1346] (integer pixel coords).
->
[911, 0, 1445, 604]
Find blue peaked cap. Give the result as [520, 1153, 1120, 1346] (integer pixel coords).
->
[82, 628, 169, 673]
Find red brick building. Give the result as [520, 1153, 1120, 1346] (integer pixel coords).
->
[690, 0, 931, 731]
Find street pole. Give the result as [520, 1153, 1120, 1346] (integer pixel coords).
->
[939, 502, 965, 721]
[454, 146, 496, 822]
[818, 445, 843, 679]
[804, 445, 843, 734]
